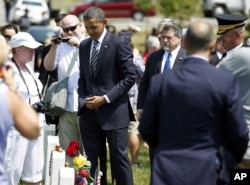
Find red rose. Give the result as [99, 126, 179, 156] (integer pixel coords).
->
[65, 140, 80, 157]
[79, 169, 88, 178]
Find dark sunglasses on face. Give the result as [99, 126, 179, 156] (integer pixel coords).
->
[3, 35, 12, 40]
[63, 24, 79, 33]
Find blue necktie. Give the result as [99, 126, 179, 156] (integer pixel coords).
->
[90, 40, 99, 77]
[163, 52, 171, 72]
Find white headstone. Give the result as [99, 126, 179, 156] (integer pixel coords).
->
[58, 167, 75, 185]
[50, 150, 66, 185]
[44, 135, 58, 185]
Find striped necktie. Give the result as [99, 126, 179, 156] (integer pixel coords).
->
[163, 52, 171, 72]
[90, 40, 99, 77]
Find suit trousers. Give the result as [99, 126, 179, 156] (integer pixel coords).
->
[79, 110, 133, 185]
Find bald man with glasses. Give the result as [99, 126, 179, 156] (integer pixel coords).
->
[44, 14, 85, 164]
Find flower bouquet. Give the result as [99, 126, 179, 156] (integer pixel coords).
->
[65, 140, 94, 185]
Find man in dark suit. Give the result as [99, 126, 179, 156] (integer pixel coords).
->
[137, 19, 185, 170]
[137, 19, 185, 118]
[78, 7, 136, 185]
[139, 20, 249, 185]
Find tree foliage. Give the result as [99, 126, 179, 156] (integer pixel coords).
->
[159, 0, 202, 19]
[135, 0, 202, 20]
[134, 0, 156, 11]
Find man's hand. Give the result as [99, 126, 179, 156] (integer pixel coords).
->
[85, 96, 106, 110]
[136, 109, 143, 121]
[67, 37, 80, 48]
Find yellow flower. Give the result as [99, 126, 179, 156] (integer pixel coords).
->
[73, 154, 86, 168]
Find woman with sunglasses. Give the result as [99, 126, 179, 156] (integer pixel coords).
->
[0, 23, 18, 58]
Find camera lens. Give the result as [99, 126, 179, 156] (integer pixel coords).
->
[32, 102, 46, 113]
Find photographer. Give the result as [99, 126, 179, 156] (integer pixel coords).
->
[44, 14, 85, 165]
[5, 32, 45, 185]
[38, 13, 68, 129]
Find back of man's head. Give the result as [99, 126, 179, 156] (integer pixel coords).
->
[185, 21, 214, 54]
[146, 35, 161, 53]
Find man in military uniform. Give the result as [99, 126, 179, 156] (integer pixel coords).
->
[216, 13, 250, 178]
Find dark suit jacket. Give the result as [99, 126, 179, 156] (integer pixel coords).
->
[137, 47, 185, 109]
[78, 31, 136, 130]
[139, 57, 249, 185]
[209, 51, 220, 66]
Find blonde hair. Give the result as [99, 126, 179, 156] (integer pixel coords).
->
[0, 35, 9, 66]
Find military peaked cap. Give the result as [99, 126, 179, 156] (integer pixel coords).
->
[215, 14, 248, 35]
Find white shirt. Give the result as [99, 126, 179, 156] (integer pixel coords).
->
[6, 60, 45, 126]
[161, 45, 181, 73]
[90, 29, 112, 103]
[91, 28, 107, 53]
[54, 36, 85, 112]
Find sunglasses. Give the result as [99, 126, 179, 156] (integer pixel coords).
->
[3, 35, 12, 40]
[63, 24, 79, 33]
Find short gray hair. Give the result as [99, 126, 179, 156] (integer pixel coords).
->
[162, 20, 182, 38]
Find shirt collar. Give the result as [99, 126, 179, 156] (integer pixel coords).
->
[185, 55, 209, 62]
[93, 28, 107, 46]
[226, 43, 243, 56]
[164, 45, 181, 59]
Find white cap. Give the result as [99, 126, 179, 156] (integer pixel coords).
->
[128, 24, 141, 32]
[9, 32, 42, 49]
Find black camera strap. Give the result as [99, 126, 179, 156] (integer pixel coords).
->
[11, 58, 42, 104]
[26, 66, 42, 101]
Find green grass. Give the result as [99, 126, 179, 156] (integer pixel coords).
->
[130, 147, 151, 185]
[106, 146, 151, 185]
[19, 146, 151, 185]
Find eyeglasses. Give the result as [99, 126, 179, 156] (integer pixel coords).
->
[62, 24, 79, 33]
[3, 35, 12, 40]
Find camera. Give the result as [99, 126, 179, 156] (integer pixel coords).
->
[52, 26, 69, 43]
[32, 101, 47, 113]
[52, 37, 70, 43]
